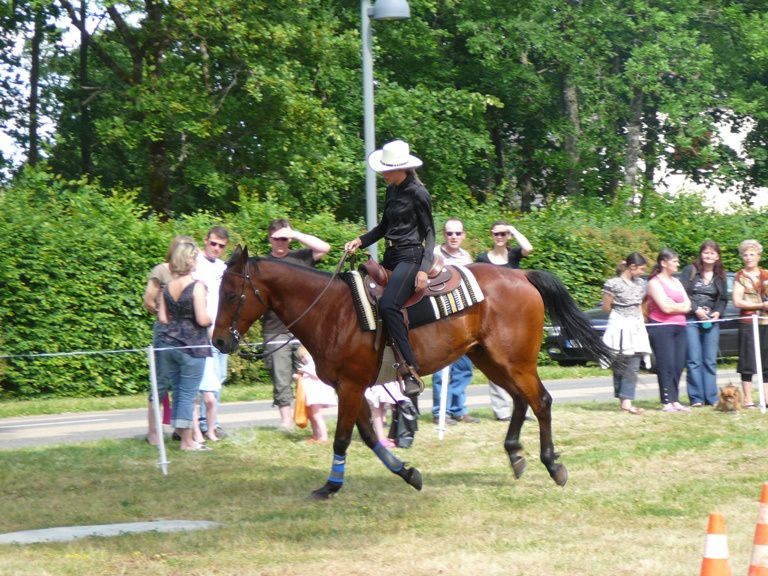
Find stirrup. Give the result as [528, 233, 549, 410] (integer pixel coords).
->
[397, 365, 424, 398]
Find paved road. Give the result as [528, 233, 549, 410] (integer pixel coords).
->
[0, 370, 740, 450]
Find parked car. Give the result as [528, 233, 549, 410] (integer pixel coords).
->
[543, 272, 739, 366]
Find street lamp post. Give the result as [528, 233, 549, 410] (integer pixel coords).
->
[361, 0, 410, 259]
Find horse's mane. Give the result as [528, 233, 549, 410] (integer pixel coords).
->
[249, 255, 335, 279]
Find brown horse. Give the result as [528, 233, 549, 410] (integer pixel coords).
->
[212, 246, 614, 499]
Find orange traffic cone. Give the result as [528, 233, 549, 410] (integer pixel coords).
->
[749, 483, 768, 576]
[700, 512, 732, 576]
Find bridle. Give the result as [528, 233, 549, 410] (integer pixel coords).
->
[222, 258, 267, 349]
[223, 252, 351, 358]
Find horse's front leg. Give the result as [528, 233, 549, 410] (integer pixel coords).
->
[355, 399, 422, 492]
[310, 382, 364, 500]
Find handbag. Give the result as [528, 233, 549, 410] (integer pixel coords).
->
[387, 399, 419, 448]
[293, 375, 308, 428]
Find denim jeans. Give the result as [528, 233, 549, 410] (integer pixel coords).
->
[431, 355, 473, 418]
[685, 322, 720, 405]
[612, 354, 642, 400]
[156, 343, 206, 429]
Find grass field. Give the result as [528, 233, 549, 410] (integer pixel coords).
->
[1, 399, 766, 576]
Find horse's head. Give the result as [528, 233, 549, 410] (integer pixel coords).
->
[212, 245, 269, 354]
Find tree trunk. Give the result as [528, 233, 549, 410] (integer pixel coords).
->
[643, 104, 659, 185]
[145, 0, 170, 214]
[27, 8, 44, 166]
[562, 70, 581, 196]
[624, 88, 643, 188]
[79, 0, 91, 176]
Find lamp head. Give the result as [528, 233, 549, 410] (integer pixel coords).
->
[372, 0, 410, 20]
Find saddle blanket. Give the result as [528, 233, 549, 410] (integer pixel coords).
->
[343, 264, 484, 332]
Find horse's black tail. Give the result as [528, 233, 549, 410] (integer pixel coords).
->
[525, 270, 615, 367]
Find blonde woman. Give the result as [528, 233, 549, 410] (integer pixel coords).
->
[143, 235, 196, 446]
[732, 239, 768, 407]
[156, 241, 213, 451]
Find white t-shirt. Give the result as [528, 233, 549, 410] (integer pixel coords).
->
[193, 253, 227, 324]
[434, 244, 472, 266]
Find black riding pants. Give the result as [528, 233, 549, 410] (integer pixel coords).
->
[381, 246, 423, 368]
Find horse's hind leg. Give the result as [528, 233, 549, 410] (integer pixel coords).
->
[519, 372, 568, 486]
[504, 392, 530, 479]
[355, 400, 422, 491]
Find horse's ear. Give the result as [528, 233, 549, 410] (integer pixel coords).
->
[227, 244, 245, 268]
[242, 245, 249, 260]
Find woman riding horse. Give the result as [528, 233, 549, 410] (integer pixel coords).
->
[344, 139, 434, 399]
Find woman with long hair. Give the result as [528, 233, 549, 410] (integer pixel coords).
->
[344, 140, 435, 398]
[646, 248, 691, 413]
[681, 240, 728, 407]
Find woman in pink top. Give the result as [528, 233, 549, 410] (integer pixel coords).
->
[646, 249, 692, 413]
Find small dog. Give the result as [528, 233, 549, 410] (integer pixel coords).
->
[715, 384, 743, 412]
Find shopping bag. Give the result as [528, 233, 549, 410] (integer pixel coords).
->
[293, 375, 308, 428]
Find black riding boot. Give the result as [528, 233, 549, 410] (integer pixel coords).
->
[396, 361, 424, 399]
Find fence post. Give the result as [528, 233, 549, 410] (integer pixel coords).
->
[751, 314, 766, 413]
[147, 345, 170, 475]
[436, 365, 451, 440]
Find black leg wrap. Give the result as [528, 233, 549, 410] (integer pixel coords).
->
[309, 481, 343, 501]
[395, 465, 422, 491]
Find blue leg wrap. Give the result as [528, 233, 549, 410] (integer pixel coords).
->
[373, 441, 404, 473]
[327, 453, 346, 486]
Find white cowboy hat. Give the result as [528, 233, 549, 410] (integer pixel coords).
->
[367, 139, 423, 173]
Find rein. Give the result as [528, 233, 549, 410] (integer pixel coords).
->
[227, 251, 352, 359]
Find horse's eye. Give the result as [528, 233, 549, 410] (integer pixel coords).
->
[224, 292, 238, 303]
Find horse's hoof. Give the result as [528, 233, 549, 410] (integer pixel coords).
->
[549, 464, 568, 487]
[309, 482, 341, 500]
[510, 456, 527, 479]
[397, 465, 423, 491]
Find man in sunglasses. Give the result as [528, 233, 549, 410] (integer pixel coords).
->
[195, 226, 231, 441]
[263, 218, 331, 432]
[431, 219, 480, 425]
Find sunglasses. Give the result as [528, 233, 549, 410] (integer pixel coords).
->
[271, 237, 290, 242]
[445, 231, 464, 237]
[208, 240, 227, 248]
[492, 231, 508, 237]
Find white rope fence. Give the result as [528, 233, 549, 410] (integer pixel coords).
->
[1, 316, 765, 455]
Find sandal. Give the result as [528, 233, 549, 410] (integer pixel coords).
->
[621, 406, 644, 415]
[181, 443, 212, 452]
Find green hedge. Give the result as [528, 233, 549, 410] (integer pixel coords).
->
[0, 170, 161, 397]
[1, 168, 766, 399]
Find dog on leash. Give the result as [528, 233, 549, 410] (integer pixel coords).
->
[715, 384, 743, 412]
